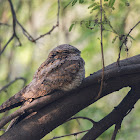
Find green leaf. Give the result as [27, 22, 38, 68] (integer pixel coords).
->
[85, 22, 89, 28]
[112, 36, 118, 43]
[103, 3, 109, 7]
[109, 0, 116, 7]
[89, 20, 92, 26]
[90, 5, 100, 13]
[64, 1, 73, 9]
[104, 0, 108, 1]
[69, 24, 75, 32]
[72, 0, 78, 6]
[112, 6, 115, 10]
[88, 2, 98, 9]
[79, 0, 84, 4]
[125, 2, 130, 6]
[128, 35, 135, 40]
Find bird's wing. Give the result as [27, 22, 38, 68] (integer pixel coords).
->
[0, 58, 64, 113]
[23, 59, 82, 99]
[0, 59, 83, 113]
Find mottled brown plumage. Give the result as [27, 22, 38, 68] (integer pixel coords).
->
[0, 44, 85, 113]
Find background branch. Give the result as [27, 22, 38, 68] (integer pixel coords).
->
[0, 0, 21, 56]
[0, 77, 26, 93]
[117, 20, 140, 64]
[0, 0, 60, 55]
[96, 0, 105, 99]
[34, 0, 60, 41]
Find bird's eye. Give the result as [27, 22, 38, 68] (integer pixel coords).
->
[51, 51, 59, 57]
[51, 54, 55, 57]
[63, 50, 69, 54]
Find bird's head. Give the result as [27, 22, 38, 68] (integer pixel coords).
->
[48, 44, 81, 59]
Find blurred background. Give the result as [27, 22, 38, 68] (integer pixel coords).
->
[0, 0, 140, 139]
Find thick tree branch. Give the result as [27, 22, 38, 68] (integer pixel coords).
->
[0, 91, 66, 129]
[0, 54, 140, 140]
[81, 86, 140, 140]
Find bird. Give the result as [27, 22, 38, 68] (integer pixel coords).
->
[0, 44, 85, 114]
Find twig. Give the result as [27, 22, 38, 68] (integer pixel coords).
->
[34, 0, 60, 41]
[49, 129, 89, 140]
[96, 0, 105, 99]
[0, 23, 10, 26]
[117, 21, 140, 65]
[0, 0, 60, 55]
[67, 116, 96, 125]
[111, 104, 133, 140]
[8, 0, 22, 46]
[16, 20, 35, 42]
[111, 121, 122, 140]
[0, 35, 15, 56]
[0, 77, 26, 93]
[0, 0, 21, 56]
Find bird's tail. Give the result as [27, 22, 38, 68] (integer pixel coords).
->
[0, 86, 27, 113]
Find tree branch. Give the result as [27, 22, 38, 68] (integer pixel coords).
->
[67, 116, 95, 125]
[117, 20, 140, 64]
[0, 77, 26, 93]
[0, 0, 21, 56]
[0, 0, 60, 55]
[49, 129, 89, 140]
[0, 54, 140, 140]
[111, 121, 122, 140]
[0, 91, 66, 129]
[81, 86, 140, 140]
[96, 0, 105, 99]
[34, 0, 60, 41]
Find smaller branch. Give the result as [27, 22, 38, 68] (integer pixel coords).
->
[0, 0, 21, 56]
[8, 0, 21, 47]
[67, 116, 96, 125]
[0, 0, 60, 55]
[34, 0, 60, 41]
[16, 0, 60, 42]
[0, 35, 14, 56]
[34, 25, 59, 41]
[16, 20, 35, 42]
[111, 121, 122, 140]
[0, 77, 26, 93]
[49, 129, 89, 140]
[117, 21, 140, 65]
[0, 23, 10, 27]
[103, 12, 118, 35]
[96, 0, 105, 99]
